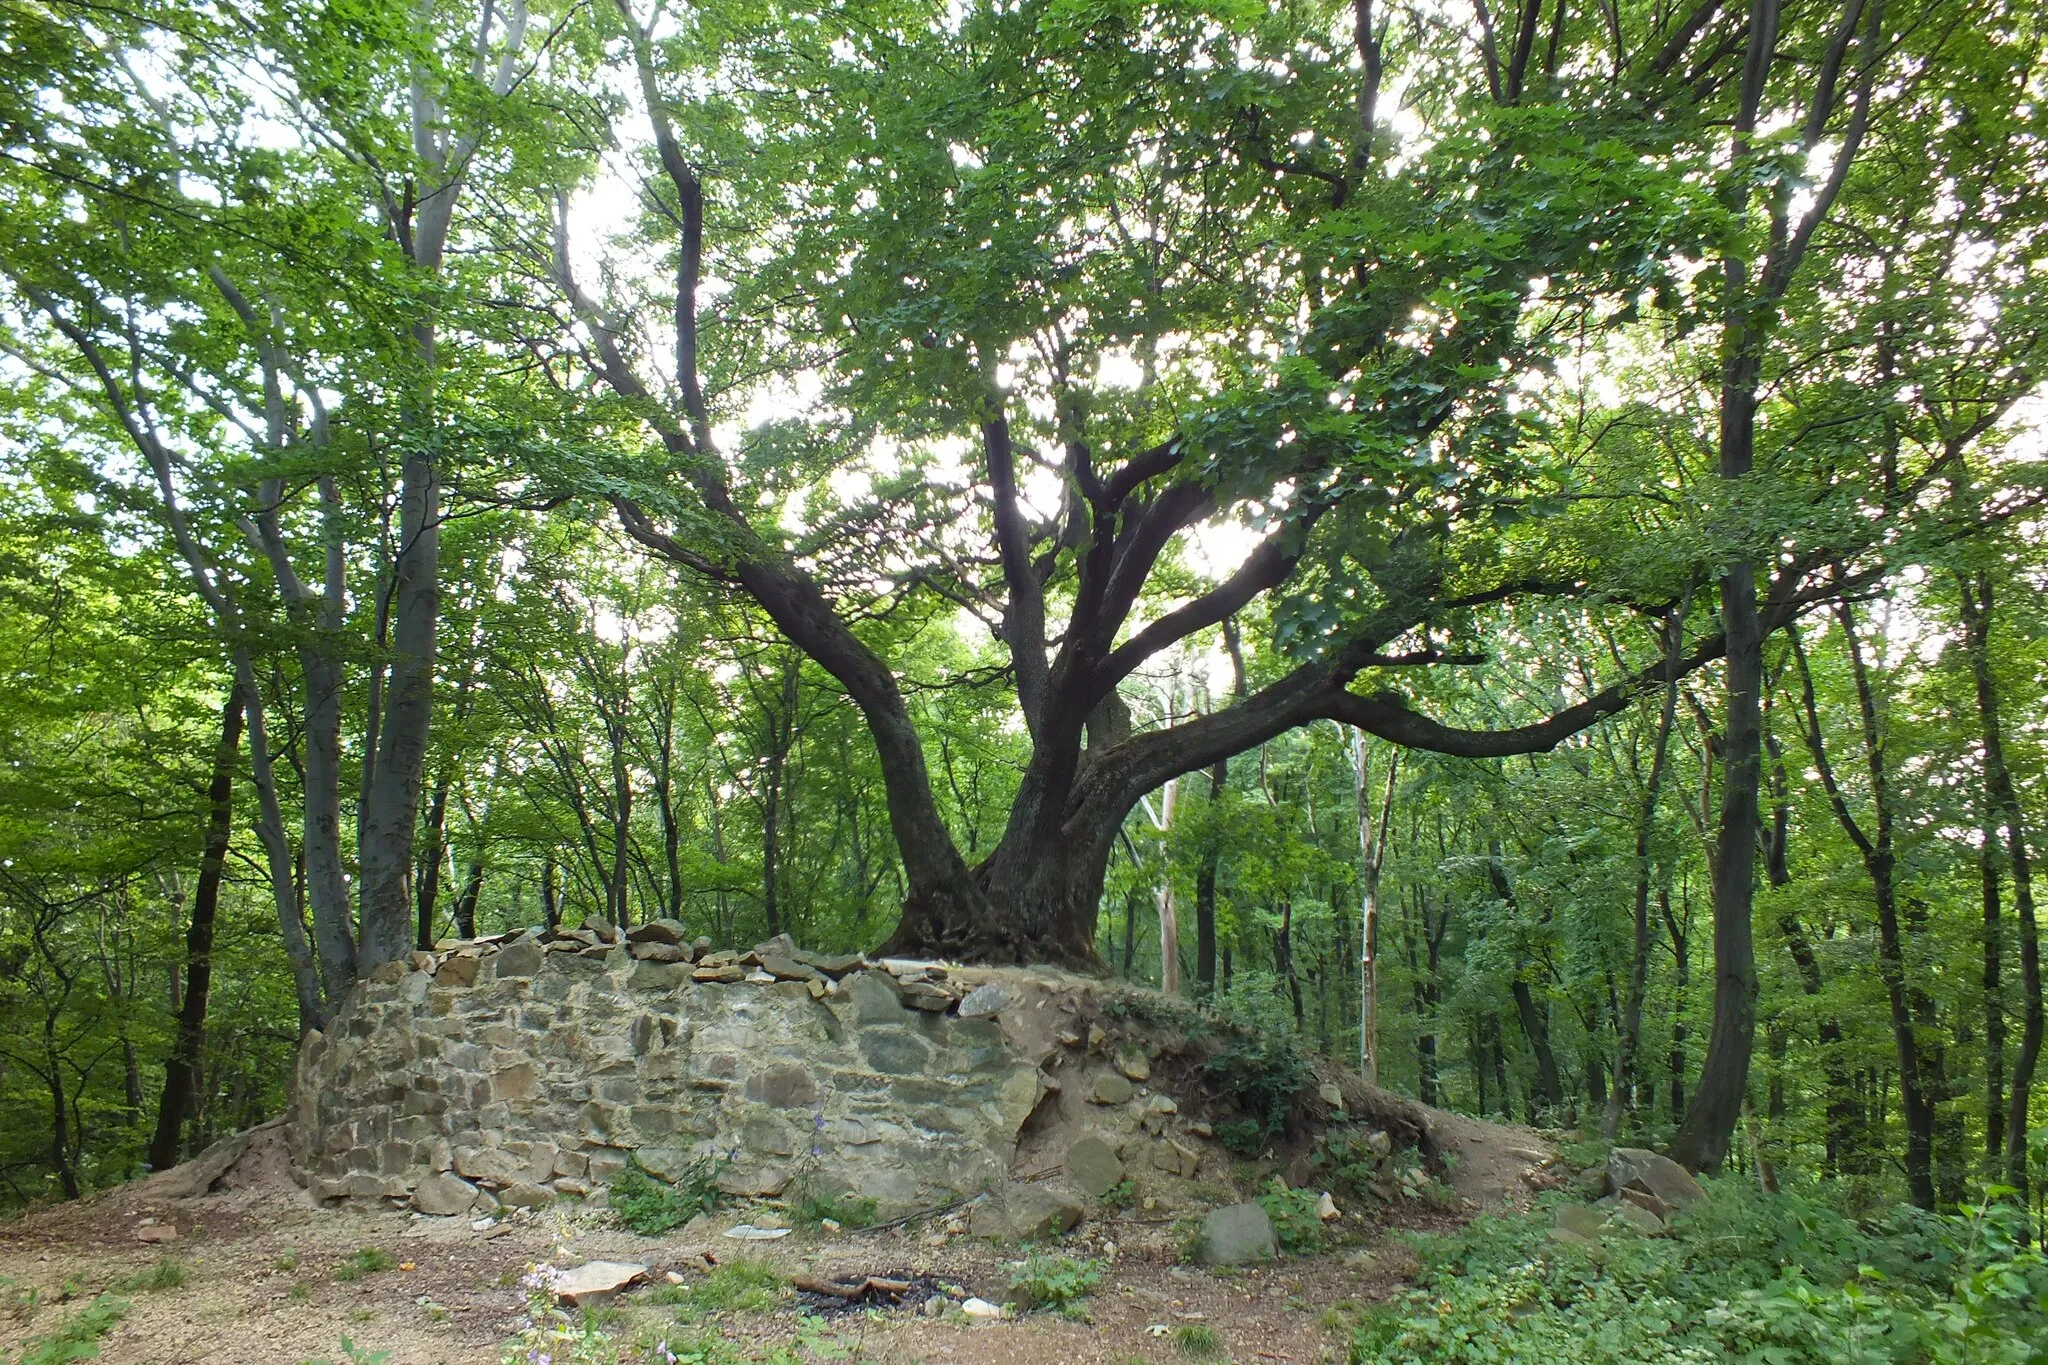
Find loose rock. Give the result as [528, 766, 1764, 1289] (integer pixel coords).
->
[1197, 1203, 1275, 1265]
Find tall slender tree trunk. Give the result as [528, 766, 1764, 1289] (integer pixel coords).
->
[1490, 850, 1562, 1109]
[1670, 0, 1784, 1175]
[1790, 615, 1935, 1208]
[1353, 733, 1398, 1084]
[417, 774, 451, 950]
[453, 859, 483, 939]
[149, 687, 243, 1171]
[1959, 572, 2042, 1207]
[1275, 899, 1304, 1027]
[1194, 758, 1224, 996]
[1155, 776, 1181, 998]
[1665, 885, 1691, 1124]
[1984, 795, 2008, 1168]
[1606, 602, 1685, 1137]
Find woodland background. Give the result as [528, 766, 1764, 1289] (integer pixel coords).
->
[0, 0, 2044, 1252]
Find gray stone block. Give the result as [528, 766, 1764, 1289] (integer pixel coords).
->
[1198, 1203, 1276, 1264]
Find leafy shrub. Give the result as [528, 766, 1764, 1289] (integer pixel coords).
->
[1200, 1035, 1313, 1154]
[1314, 1129, 1388, 1199]
[14, 1293, 129, 1365]
[1351, 1186, 2048, 1365]
[1256, 1184, 1326, 1255]
[1003, 1254, 1104, 1313]
[611, 1154, 725, 1236]
[332, 1247, 396, 1282]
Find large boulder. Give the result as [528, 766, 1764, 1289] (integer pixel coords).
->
[1605, 1148, 1705, 1219]
[1198, 1202, 1276, 1265]
[412, 1171, 481, 1216]
[1553, 1202, 1605, 1240]
[970, 1182, 1084, 1243]
[1066, 1135, 1125, 1198]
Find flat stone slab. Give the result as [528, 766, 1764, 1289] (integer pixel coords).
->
[957, 983, 1014, 1019]
[552, 1261, 647, 1304]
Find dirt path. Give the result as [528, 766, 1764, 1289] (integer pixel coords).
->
[0, 1112, 1558, 1365]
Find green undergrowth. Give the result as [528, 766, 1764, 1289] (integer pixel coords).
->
[648, 1259, 788, 1318]
[1353, 1183, 2048, 1364]
[331, 1247, 395, 1282]
[1256, 1183, 1326, 1254]
[1004, 1253, 1103, 1317]
[613, 1155, 727, 1236]
[109, 1256, 189, 1294]
[1100, 989, 1320, 1155]
[10, 1292, 129, 1365]
[793, 1190, 878, 1230]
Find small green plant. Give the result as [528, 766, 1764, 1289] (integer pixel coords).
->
[1003, 1253, 1104, 1314]
[1098, 1178, 1136, 1211]
[502, 1266, 620, 1365]
[611, 1154, 726, 1236]
[15, 1293, 130, 1365]
[649, 1259, 788, 1318]
[112, 1255, 190, 1293]
[795, 1190, 879, 1230]
[1174, 1322, 1224, 1358]
[288, 1282, 312, 1302]
[333, 1247, 397, 1282]
[296, 1338, 393, 1365]
[1257, 1184, 1326, 1255]
[1214, 1119, 1266, 1157]
[1174, 1215, 1207, 1264]
[274, 1246, 300, 1273]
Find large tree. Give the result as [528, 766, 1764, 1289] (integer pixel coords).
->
[527, 0, 2016, 990]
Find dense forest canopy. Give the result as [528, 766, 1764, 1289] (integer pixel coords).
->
[1, 0, 2046, 1247]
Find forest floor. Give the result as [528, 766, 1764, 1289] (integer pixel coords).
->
[0, 1109, 1557, 1365]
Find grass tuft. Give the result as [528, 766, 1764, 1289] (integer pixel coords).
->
[332, 1247, 396, 1282]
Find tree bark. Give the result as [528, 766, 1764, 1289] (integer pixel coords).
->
[1959, 572, 2042, 1205]
[1154, 775, 1182, 998]
[1352, 733, 1399, 1083]
[1490, 850, 1563, 1109]
[149, 687, 245, 1172]
[1605, 603, 1684, 1138]
[1790, 615, 1935, 1208]
[417, 774, 451, 950]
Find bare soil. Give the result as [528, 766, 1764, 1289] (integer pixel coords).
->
[0, 1108, 1559, 1365]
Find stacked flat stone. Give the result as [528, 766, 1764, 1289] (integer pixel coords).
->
[289, 927, 1036, 1220]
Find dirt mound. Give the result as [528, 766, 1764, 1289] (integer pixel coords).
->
[951, 968, 1553, 1223]
[127, 1116, 299, 1209]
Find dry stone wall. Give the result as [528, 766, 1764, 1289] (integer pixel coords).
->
[290, 924, 1043, 1218]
